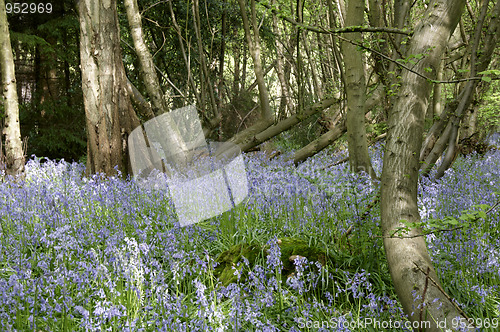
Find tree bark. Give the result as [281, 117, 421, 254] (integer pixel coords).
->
[237, 0, 273, 122]
[272, 4, 294, 120]
[239, 98, 338, 151]
[435, 0, 500, 179]
[341, 0, 375, 178]
[124, 0, 167, 115]
[380, 0, 470, 330]
[78, 0, 140, 175]
[0, 0, 24, 176]
[290, 121, 346, 165]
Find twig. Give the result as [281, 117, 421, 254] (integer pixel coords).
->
[257, 0, 411, 36]
[413, 262, 474, 325]
[335, 35, 498, 85]
[420, 267, 430, 332]
[342, 190, 381, 241]
[321, 133, 387, 170]
[378, 199, 500, 239]
[379, 225, 465, 239]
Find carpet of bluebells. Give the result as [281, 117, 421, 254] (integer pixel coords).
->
[0, 134, 499, 331]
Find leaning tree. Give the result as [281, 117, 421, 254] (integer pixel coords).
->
[380, 0, 472, 330]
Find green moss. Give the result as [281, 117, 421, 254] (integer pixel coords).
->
[214, 242, 265, 286]
[214, 238, 331, 286]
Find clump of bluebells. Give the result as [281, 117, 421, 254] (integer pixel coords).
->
[0, 140, 498, 331]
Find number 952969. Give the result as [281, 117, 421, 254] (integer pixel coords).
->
[6, 2, 53, 14]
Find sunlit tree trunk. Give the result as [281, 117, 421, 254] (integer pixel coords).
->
[380, 0, 471, 329]
[271, 2, 294, 120]
[0, 0, 24, 176]
[78, 0, 140, 175]
[124, 0, 167, 115]
[237, 0, 273, 122]
[435, 0, 499, 178]
[124, 0, 190, 167]
[341, 0, 375, 178]
[419, 0, 500, 178]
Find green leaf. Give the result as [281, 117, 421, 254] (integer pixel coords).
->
[478, 69, 500, 76]
[445, 218, 459, 225]
[481, 76, 492, 82]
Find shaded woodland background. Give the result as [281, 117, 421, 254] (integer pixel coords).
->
[2, 0, 498, 163]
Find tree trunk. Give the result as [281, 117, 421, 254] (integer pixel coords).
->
[78, 0, 140, 175]
[124, 0, 167, 115]
[435, 0, 500, 179]
[168, 1, 202, 109]
[239, 98, 338, 152]
[380, 0, 471, 330]
[125, 0, 194, 170]
[341, 0, 375, 178]
[192, 0, 219, 120]
[271, 5, 294, 119]
[291, 121, 346, 165]
[0, 0, 24, 176]
[237, 0, 273, 122]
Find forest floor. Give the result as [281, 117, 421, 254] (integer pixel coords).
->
[0, 135, 499, 331]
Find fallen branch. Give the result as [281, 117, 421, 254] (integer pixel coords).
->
[413, 262, 474, 325]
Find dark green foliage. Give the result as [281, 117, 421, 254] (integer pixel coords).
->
[8, 2, 85, 161]
[20, 96, 86, 161]
[478, 81, 500, 140]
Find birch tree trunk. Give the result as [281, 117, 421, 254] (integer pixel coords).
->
[0, 0, 24, 176]
[124, 0, 190, 168]
[237, 0, 273, 122]
[341, 0, 375, 178]
[380, 0, 472, 329]
[123, 0, 167, 115]
[78, 0, 140, 175]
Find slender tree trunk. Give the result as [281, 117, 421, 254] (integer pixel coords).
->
[168, 1, 202, 109]
[304, 37, 323, 100]
[271, 4, 294, 119]
[435, 0, 499, 179]
[380, 0, 470, 330]
[240, 98, 338, 152]
[291, 121, 346, 165]
[232, 35, 241, 99]
[125, 0, 194, 169]
[192, 0, 219, 119]
[296, 0, 305, 113]
[223, 0, 274, 148]
[78, 0, 140, 175]
[237, 0, 273, 122]
[0, 0, 24, 176]
[419, 100, 456, 163]
[124, 0, 167, 115]
[341, 0, 375, 178]
[427, 58, 444, 121]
